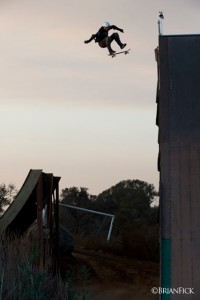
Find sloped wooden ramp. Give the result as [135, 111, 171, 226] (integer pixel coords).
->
[0, 169, 60, 237]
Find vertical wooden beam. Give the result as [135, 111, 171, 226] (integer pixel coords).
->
[36, 173, 44, 270]
[54, 178, 60, 262]
[46, 174, 53, 256]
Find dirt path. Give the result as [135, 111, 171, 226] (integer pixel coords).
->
[71, 249, 159, 300]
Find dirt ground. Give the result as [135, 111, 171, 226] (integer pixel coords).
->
[60, 249, 160, 300]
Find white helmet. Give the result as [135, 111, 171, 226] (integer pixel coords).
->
[103, 22, 110, 28]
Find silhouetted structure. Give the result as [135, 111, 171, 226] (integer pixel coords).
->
[0, 169, 60, 268]
[156, 35, 200, 299]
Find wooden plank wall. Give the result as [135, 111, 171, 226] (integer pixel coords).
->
[159, 35, 200, 299]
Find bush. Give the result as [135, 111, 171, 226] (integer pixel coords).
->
[0, 234, 89, 300]
[77, 222, 159, 263]
[120, 223, 159, 262]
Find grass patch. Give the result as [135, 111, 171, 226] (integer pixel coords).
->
[0, 234, 89, 300]
[79, 223, 159, 262]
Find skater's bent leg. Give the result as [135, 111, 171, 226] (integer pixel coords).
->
[108, 32, 120, 44]
[108, 33, 126, 49]
[105, 37, 116, 54]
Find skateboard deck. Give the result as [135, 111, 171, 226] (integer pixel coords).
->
[108, 49, 131, 58]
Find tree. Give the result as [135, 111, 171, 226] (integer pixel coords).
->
[60, 187, 95, 208]
[94, 179, 158, 230]
[0, 184, 17, 214]
[59, 187, 97, 235]
[59, 181, 158, 236]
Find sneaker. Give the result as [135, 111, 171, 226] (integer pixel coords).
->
[120, 43, 127, 49]
[109, 49, 116, 55]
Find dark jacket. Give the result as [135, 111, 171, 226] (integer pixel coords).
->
[85, 25, 123, 44]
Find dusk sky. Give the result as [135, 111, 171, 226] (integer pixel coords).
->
[1, 0, 199, 195]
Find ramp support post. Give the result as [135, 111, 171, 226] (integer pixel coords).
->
[36, 174, 44, 270]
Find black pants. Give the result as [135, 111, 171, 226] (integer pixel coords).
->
[98, 32, 121, 48]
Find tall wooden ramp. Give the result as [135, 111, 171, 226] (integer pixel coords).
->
[157, 34, 200, 299]
[0, 169, 61, 236]
[0, 169, 42, 235]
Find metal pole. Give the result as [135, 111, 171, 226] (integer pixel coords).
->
[59, 203, 115, 241]
[59, 203, 114, 218]
[158, 20, 162, 35]
[107, 216, 115, 241]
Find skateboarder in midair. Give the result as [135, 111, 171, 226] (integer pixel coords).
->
[84, 22, 127, 55]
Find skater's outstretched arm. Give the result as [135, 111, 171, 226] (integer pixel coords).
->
[84, 34, 96, 44]
[110, 25, 124, 33]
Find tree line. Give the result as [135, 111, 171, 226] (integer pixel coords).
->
[59, 179, 159, 235]
[0, 179, 159, 230]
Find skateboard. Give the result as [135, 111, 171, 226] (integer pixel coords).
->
[108, 49, 131, 58]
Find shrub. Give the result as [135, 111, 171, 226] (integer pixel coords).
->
[120, 223, 160, 262]
[79, 223, 159, 263]
[0, 234, 89, 300]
